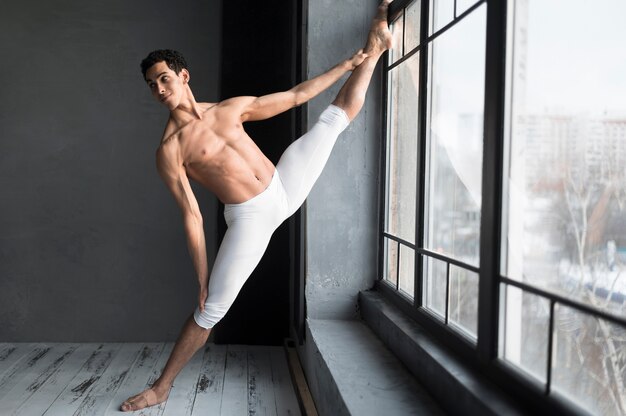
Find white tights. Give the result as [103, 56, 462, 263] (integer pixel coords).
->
[193, 104, 350, 329]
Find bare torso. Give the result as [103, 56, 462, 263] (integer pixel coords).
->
[158, 102, 275, 204]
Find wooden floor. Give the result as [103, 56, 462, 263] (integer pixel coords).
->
[0, 342, 301, 416]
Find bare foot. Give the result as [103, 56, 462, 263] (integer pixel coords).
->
[364, 0, 393, 55]
[120, 386, 169, 412]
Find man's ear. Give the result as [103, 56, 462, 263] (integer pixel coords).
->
[181, 68, 190, 84]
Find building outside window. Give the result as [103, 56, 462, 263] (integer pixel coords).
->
[380, 1, 626, 415]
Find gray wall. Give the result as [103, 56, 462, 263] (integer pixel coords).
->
[299, 0, 382, 411]
[304, 0, 382, 320]
[0, 0, 221, 341]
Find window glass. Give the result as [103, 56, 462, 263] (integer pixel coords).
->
[384, 238, 399, 287]
[390, 13, 404, 64]
[500, 1, 626, 414]
[424, 4, 486, 267]
[385, 54, 420, 244]
[404, 0, 421, 53]
[552, 305, 624, 415]
[399, 245, 415, 297]
[423, 256, 447, 318]
[499, 285, 550, 383]
[448, 265, 478, 338]
[456, 0, 478, 16]
[431, 0, 454, 34]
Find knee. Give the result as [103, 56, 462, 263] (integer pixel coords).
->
[193, 302, 230, 329]
[322, 104, 351, 128]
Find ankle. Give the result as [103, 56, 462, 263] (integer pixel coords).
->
[364, 48, 385, 59]
[151, 380, 172, 393]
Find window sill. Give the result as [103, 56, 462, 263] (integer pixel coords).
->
[359, 289, 530, 416]
[300, 318, 444, 416]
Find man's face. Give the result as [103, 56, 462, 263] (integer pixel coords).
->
[145, 61, 188, 110]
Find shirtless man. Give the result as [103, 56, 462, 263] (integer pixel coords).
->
[121, 1, 392, 411]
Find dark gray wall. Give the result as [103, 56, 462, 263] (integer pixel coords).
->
[214, 0, 297, 345]
[0, 0, 221, 341]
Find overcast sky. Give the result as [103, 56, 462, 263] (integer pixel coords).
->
[525, 0, 626, 116]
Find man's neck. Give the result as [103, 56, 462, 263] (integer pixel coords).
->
[170, 87, 204, 126]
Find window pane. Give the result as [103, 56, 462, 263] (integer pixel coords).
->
[399, 245, 415, 298]
[423, 256, 447, 318]
[499, 285, 550, 384]
[431, 0, 454, 34]
[404, 0, 421, 53]
[389, 13, 404, 64]
[456, 0, 478, 16]
[424, 4, 486, 266]
[500, 2, 626, 411]
[552, 304, 626, 416]
[501, 0, 626, 322]
[384, 238, 398, 287]
[448, 265, 478, 338]
[386, 53, 420, 244]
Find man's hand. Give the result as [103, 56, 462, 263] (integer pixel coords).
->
[198, 284, 208, 313]
[346, 49, 369, 71]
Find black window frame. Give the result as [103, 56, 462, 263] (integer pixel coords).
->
[376, 0, 626, 414]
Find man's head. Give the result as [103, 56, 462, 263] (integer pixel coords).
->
[141, 49, 192, 110]
[140, 49, 188, 80]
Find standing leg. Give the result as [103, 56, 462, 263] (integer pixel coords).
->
[121, 204, 278, 412]
[120, 315, 211, 411]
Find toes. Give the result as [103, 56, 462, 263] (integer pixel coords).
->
[120, 388, 164, 412]
[120, 396, 141, 412]
[121, 398, 137, 411]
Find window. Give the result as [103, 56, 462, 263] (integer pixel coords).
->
[379, 1, 626, 415]
[383, 0, 486, 340]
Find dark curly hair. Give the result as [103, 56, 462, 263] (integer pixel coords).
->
[140, 49, 188, 80]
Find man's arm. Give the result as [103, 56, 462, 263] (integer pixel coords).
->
[156, 138, 209, 309]
[224, 50, 368, 122]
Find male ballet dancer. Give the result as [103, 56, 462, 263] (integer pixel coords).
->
[121, 1, 392, 411]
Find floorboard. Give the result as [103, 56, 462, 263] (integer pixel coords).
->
[105, 343, 164, 414]
[0, 343, 36, 380]
[270, 347, 300, 416]
[0, 345, 53, 402]
[220, 345, 248, 416]
[0, 343, 301, 416]
[0, 343, 76, 415]
[16, 343, 97, 416]
[75, 343, 143, 416]
[189, 344, 227, 415]
[43, 343, 121, 416]
[248, 346, 277, 416]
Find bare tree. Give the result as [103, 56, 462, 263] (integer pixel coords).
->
[556, 147, 626, 415]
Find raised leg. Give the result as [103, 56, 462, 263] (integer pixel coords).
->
[120, 313, 211, 411]
[332, 0, 393, 120]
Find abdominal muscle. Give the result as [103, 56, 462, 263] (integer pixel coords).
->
[183, 134, 276, 205]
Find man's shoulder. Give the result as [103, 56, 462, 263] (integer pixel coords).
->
[156, 130, 180, 160]
[157, 118, 180, 149]
[216, 96, 256, 111]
